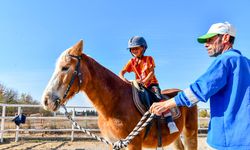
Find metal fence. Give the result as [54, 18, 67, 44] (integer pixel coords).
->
[0, 103, 209, 143]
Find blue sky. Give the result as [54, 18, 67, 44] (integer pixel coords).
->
[0, 1, 250, 109]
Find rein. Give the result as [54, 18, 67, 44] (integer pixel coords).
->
[63, 54, 82, 99]
[62, 105, 155, 150]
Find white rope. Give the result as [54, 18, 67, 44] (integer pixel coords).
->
[112, 112, 154, 149]
[62, 105, 112, 145]
[62, 105, 155, 150]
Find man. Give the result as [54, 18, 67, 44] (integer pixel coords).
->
[150, 22, 250, 149]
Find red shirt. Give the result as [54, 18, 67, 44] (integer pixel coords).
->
[122, 56, 158, 87]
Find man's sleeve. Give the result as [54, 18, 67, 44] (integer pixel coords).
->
[175, 59, 228, 107]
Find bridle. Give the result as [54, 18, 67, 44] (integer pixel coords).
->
[62, 54, 82, 100]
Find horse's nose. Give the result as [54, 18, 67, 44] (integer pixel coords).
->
[43, 95, 49, 106]
[52, 94, 60, 102]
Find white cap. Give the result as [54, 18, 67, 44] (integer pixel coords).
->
[197, 22, 236, 43]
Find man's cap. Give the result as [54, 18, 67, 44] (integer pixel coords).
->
[197, 22, 236, 43]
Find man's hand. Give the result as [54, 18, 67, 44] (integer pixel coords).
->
[149, 98, 177, 116]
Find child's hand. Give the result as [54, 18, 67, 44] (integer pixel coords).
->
[122, 78, 131, 84]
[136, 79, 143, 84]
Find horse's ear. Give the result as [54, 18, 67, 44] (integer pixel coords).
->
[69, 40, 84, 56]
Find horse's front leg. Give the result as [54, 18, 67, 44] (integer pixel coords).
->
[108, 144, 142, 150]
[127, 144, 142, 150]
[126, 137, 142, 150]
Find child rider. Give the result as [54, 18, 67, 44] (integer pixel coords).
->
[119, 36, 178, 134]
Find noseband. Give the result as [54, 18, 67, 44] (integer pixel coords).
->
[62, 54, 82, 100]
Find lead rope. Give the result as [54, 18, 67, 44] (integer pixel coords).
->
[61, 105, 155, 150]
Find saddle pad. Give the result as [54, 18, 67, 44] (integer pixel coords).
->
[132, 81, 181, 120]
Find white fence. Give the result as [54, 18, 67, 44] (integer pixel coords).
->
[0, 103, 209, 143]
[0, 103, 99, 142]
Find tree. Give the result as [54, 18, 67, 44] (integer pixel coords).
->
[0, 82, 53, 116]
[3, 88, 18, 104]
[0, 83, 5, 103]
[19, 93, 34, 104]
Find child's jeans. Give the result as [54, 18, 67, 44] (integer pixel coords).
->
[147, 83, 163, 100]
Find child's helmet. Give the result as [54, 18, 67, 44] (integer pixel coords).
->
[128, 36, 148, 50]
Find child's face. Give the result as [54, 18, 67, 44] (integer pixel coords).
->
[130, 46, 144, 57]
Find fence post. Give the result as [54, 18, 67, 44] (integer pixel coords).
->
[0, 105, 6, 143]
[71, 108, 75, 141]
[85, 110, 87, 128]
[198, 108, 200, 130]
[15, 106, 21, 142]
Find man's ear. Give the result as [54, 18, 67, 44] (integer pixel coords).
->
[222, 34, 231, 44]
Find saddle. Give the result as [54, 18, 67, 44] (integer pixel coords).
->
[131, 81, 181, 119]
[131, 81, 181, 148]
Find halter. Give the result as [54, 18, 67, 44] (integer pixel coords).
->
[62, 54, 82, 100]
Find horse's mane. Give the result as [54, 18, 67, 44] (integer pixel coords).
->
[82, 54, 130, 92]
[81, 54, 133, 116]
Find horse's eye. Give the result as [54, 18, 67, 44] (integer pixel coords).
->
[61, 67, 69, 71]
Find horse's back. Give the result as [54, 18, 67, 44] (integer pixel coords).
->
[161, 88, 181, 98]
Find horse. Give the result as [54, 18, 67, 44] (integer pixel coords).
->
[41, 40, 198, 150]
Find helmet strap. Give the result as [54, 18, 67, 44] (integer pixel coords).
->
[129, 47, 145, 59]
[130, 52, 144, 59]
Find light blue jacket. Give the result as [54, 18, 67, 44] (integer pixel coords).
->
[175, 49, 250, 150]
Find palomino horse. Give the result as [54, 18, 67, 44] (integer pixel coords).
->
[41, 40, 198, 150]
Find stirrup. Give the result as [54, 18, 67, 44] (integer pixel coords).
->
[168, 122, 179, 134]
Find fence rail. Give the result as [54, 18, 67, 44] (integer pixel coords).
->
[0, 103, 209, 143]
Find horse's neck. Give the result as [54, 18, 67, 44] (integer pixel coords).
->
[80, 55, 130, 117]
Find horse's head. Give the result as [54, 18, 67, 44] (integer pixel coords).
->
[41, 40, 85, 111]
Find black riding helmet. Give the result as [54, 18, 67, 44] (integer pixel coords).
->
[127, 36, 148, 58]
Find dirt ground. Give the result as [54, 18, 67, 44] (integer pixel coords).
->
[0, 137, 213, 150]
